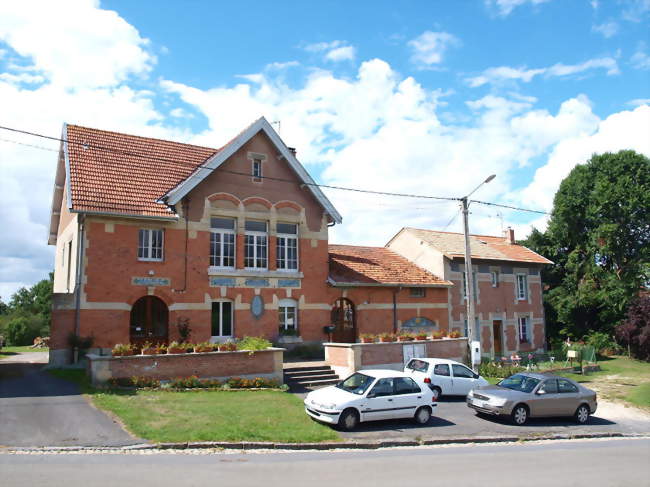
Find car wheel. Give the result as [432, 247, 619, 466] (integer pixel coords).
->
[414, 406, 432, 425]
[430, 386, 442, 401]
[575, 404, 590, 424]
[338, 409, 360, 431]
[511, 404, 528, 425]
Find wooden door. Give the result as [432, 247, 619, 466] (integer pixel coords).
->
[492, 320, 503, 357]
[130, 296, 169, 347]
[331, 298, 356, 343]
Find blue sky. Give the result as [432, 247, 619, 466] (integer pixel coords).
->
[0, 0, 649, 299]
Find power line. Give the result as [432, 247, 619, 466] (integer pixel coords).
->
[0, 124, 551, 215]
[0, 125, 459, 202]
[443, 205, 462, 230]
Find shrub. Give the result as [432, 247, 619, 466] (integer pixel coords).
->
[585, 331, 617, 357]
[616, 296, 650, 361]
[478, 361, 525, 378]
[112, 343, 134, 356]
[5, 315, 45, 346]
[176, 317, 192, 343]
[131, 376, 160, 388]
[237, 336, 271, 351]
[169, 375, 203, 389]
[283, 344, 324, 360]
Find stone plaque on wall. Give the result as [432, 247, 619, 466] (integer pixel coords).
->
[209, 277, 236, 287]
[402, 317, 437, 329]
[132, 277, 170, 286]
[251, 295, 264, 319]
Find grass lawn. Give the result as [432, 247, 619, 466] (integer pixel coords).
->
[0, 346, 49, 359]
[48, 369, 340, 444]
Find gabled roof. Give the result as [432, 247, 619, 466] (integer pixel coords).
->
[49, 117, 342, 243]
[328, 244, 452, 287]
[161, 117, 341, 223]
[389, 228, 552, 265]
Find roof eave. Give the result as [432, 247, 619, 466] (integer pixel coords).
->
[47, 123, 70, 246]
[328, 278, 453, 288]
[70, 209, 179, 222]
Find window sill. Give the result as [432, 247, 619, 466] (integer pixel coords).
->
[208, 267, 304, 279]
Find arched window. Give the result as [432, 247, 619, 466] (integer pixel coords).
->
[130, 296, 168, 344]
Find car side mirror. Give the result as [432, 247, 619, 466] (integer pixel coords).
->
[473, 374, 479, 379]
[536, 389, 546, 395]
[366, 392, 376, 399]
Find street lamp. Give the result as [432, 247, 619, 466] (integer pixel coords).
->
[461, 174, 495, 370]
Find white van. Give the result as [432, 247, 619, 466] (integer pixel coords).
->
[404, 358, 489, 400]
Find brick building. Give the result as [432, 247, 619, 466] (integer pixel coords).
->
[387, 227, 552, 357]
[48, 118, 452, 365]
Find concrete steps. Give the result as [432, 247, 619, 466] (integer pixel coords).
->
[283, 363, 340, 392]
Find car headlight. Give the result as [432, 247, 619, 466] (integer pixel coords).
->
[490, 397, 507, 407]
[467, 390, 474, 397]
[322, 403, 338, 410]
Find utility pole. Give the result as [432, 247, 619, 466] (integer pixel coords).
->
[461, 174, 496, 371]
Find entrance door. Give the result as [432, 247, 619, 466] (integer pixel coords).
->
[492, 320, 503, 357]
[130, 296, 169, 346]
[331, 298, 356, 343]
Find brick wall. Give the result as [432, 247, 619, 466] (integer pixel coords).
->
[86, 348, 284, 386]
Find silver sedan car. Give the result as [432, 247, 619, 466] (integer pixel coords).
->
[467, 372, 597, 425]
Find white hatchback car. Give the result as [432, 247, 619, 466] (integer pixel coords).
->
[404, 358, 489, 400]
[304, 370, 437, 431]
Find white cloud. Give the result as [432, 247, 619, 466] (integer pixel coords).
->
[408, 31, 460, 67]
[325, 46, 355, 62]
[631, 42, 650, 69]
[0, 0, 155, 89]
[484, 0, 552, 16]
[627, 98, 650, 107]
[466, 56, 619, 87]
[516, 105, 650, 215]
[592, 21, 619, 38]
[303, 40, 355, 62]
[622, 0, 650, 22]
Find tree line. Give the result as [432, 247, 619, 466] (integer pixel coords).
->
[0, 273, 53, 346]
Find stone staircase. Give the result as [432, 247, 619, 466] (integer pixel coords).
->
[283, 362, 340, 392]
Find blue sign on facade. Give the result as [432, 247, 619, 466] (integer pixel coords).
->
[278, 279, 300, 288]
[209, 277, 237, 287]
[402, 317, 436, 329]
[245, 278, 270, 288]
[251, 295, 264, 319]
[132, 277, 170, 286]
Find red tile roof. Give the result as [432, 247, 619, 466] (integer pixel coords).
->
[329, 245, 451, 286]
[65, 124, 219, 218]
[402, 228, 552, 264]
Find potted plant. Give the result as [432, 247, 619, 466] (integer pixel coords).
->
[167, 341, 185, 354]
[112, 343, 134, 357]
[183, 342, 195, 353]
[379, 332, 395, 343]
[360, 333, 376, 344]
[432, 331, 445, 340]
[449, 330, 461, 339]
[397, 332, 415, 342]
[141, 341, 157, 355]
[415, 333, 428, 341]
[194, 341, 214, 353]
[218, 341, 237, 352]
[154, 343, 167, 354]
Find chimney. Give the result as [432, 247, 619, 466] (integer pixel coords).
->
[504, 227, 515, 245]
[288, 147, 296, 158]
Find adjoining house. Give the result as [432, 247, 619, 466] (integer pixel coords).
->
[47, 118, 453, 365]
[387, 228, 553, 357]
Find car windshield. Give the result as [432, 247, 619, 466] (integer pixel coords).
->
[406, 359, 429, 373]
[336, 373, 374, 395]
[498, 374, 541, 393]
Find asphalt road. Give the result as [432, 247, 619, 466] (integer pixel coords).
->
[0, 353, 139, 447]
[337, 394, 650, 441]
[2, 438, 649, 487]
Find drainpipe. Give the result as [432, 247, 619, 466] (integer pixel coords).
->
[392, 287, 400, 334]
[73, 214, 85, 362]
[173, 198, 189, 293]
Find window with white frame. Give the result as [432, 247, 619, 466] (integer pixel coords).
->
[138, 229, 163, 261]
[491, 270, 499, 287]
[276, 223, 298, 271]
[516, 274, 528, 300]
[278, 299, 297, 334]
[244, 220, 268, 269]
[211, 301, 233, 337]
[252, 158, 262, 182]
[410, 287, 425, 298]
[210, 217, 235, 268]
[518, 316, 529, 343]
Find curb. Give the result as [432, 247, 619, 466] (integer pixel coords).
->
[3, 432, 647, 453]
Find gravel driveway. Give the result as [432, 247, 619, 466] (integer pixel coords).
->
[0, 352, 141, 447]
